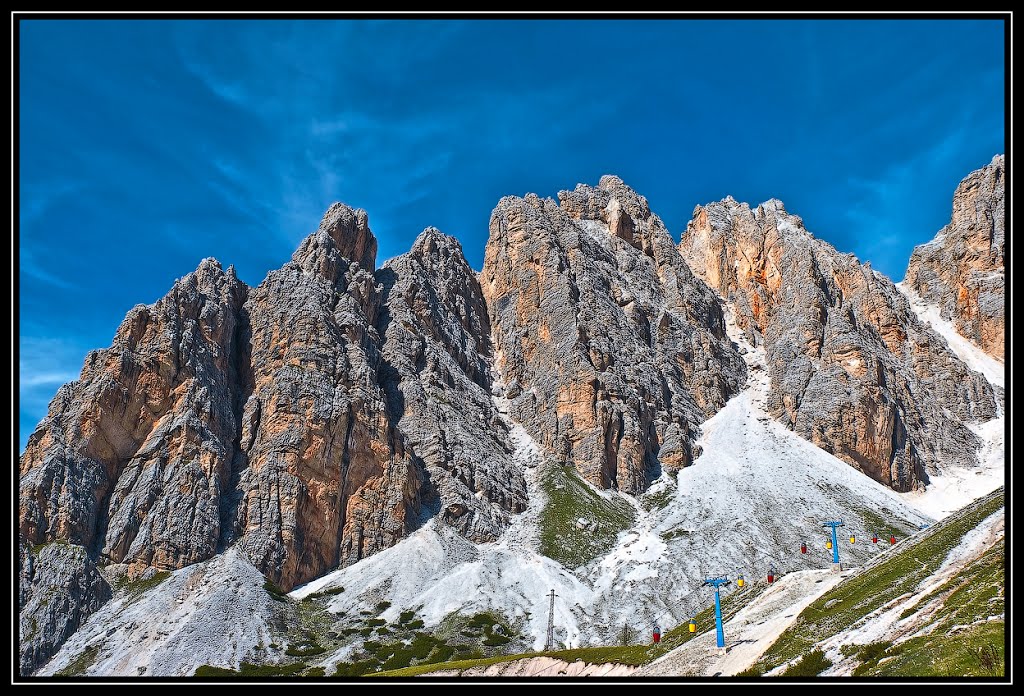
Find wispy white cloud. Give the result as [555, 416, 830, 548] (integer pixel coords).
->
[20, 179, 85, 289]
[20, 249, 77, 290]
[20, 370, 80, 388]
[19, 336, 91, 449]
[20, 179, 83, 228]
[841, 120, 978, 276]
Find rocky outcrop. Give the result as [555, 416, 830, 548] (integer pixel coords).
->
[904, 155, 1004, 360]
[681, 198, 998, 490]
[19, 541, 112, 675]
[378, 228, 527, 541]
[19, 259, 247, 567]
[224, 205, 423, 589]
[482, 176, 746, 494]
[18, 203, 524, 606]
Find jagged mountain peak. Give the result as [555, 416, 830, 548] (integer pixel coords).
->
[690, 195, 811, 247]
[162, 256, 244, 300]
[681, 194, 997, 492]
[492, 174, 658, 253]
[187, 256, 245, 293]
[315, 201, 377, 270]
[193, 255, 226, 276]
[904, 155, 1004, 360]
[483, 176, 746, 494]
[754, 197, 788, 215]
[594, 173, 652, 216]
[557, 175, 663, 255]
[379, 224, 527, 543]
[409, 225, 466, 261]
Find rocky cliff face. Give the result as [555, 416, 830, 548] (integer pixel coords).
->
[680, 198, 998, 491]
[224, 204, 425, 589]
[378, 228, 528, 540]
[19, 203, 529, 609]
[904, 155, 1004, 360]
[20, 541, 112, 675]
[19, 166, 1001, 675]
[481, 176, 746, 494]
[20, 259, 247, 567]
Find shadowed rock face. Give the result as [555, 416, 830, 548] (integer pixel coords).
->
[905, 155, 1004, 360]
[19, 258, 247, 568]
[481, 176, 747, 494]
[224, 213, 424, 589]
[378, 228, 528, 540]
[680, 197, 997, 491]
[20, 541, 112, 675]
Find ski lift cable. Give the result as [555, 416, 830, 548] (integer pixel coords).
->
[627, 520, 903, 637]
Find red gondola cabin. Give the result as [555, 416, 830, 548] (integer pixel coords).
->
[653, 625, 661, 644]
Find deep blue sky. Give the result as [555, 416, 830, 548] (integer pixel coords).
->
[19, 19, 1004, 448]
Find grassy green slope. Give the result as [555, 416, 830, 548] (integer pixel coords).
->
[538, 464, 635, 568]
[852, 533, 1005, 678]
[752, 487, 1004, 676]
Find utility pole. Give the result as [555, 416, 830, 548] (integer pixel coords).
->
[544, 589, 556, 650]
[703, 576, 731, 649]
[822, 520, 844, 571]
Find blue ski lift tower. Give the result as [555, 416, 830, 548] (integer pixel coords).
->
[822, 520, 844, 571]
[703, 576, 731, 649]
